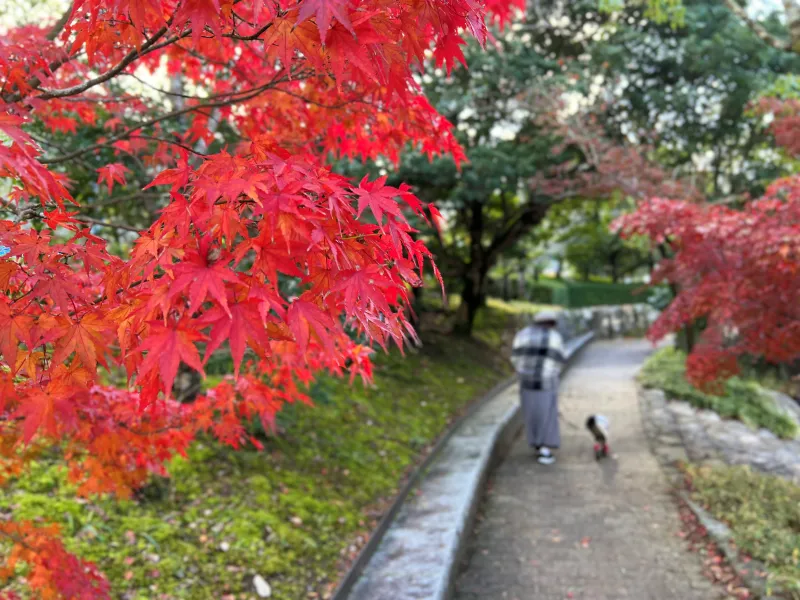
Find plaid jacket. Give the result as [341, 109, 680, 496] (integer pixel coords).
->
[510, 325, 566, 391]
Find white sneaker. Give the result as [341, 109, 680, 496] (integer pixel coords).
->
[537, 448, 556, 465]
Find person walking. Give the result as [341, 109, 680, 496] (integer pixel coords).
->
[510, 309, 566, 464]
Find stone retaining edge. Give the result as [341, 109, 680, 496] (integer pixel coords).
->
[332, 330, 595, 600]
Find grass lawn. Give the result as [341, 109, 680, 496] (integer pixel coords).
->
[1, 304, 524, 600]
[639, 347, 798, 439]
[684, 464, 800, 598]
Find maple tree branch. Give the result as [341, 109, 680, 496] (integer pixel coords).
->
[122, 72, 204, 100]
[721, 0, 790, 52]
[2, 26, 178, 105]
[45, 2, 74, 41]
[132, 134, 211, 157]
[36, 27, 174, 100]
[77, 190, 162, 209]
[41, 72, 302, 165]
[225, 21, 274, 41]
[1, 196, 140, 232]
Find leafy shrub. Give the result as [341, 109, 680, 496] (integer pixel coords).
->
[685, 464, 800, 598]
[639, 347, 798, 439]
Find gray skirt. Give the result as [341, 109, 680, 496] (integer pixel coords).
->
[520, 387, 560, 449]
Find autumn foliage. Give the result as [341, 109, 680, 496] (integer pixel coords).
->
[614, 179, 800, 389]
[0, 0, 525, 595]
[612, 82, 800, 390]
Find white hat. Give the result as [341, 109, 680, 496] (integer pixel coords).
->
[533, 309, 560, 324]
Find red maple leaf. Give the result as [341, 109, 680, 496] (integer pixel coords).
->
[137, 320, 206, 395]
[296, 0, 355, 44]
[169, 250, 239, 317]
[353, 175, 403, 225]
[0, 303, 33, 370]
[96, 163, 130, 194]
[434, 34, 468, 76]
[51, 313, 112, 373]
[287, 300, 336, 354]
[200, 299, 273, 376]
[332, 265, 395, 315]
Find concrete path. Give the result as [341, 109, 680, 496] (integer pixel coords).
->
[454, 339, 721, 600]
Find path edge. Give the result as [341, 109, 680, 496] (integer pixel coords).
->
[329, 372, 518, 599]
[332, 330, 595, 600]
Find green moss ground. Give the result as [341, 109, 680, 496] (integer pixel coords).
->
[638, 347, 798, 439]
[684, 464, 800, 598]
[1, 306, 521, 599]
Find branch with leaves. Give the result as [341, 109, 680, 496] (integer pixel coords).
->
[0, 0, 526, 595]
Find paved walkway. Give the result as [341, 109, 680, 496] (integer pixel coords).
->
[455, 339, 720, 600]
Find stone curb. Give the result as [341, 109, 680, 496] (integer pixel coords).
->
[334, 331, 595, 600]
[329, 374, 518, 600]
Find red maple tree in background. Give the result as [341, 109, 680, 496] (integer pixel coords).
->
[0, 0, 523, 596]
[613, 93, 800, 389]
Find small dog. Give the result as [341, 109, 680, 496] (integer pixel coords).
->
[586, 414, 610, 460]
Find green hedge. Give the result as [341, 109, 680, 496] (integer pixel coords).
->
[527, 280, 651, 308]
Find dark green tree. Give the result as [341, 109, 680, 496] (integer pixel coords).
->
[591, 0, 800, 198]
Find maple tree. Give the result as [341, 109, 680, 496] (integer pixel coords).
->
[0, 0, 529, 595]
[608, 0, 800, 389]
[613, 178, 800, 389]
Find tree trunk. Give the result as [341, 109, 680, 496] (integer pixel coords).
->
[453, 203, 488, 336]
[610, 250, 620, 283]
[668, 281, 698, 354]
[453, 264, 487, 335]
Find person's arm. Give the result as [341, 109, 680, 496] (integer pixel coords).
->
[547, 330, 566, 364]
[510, 329, 526, 374]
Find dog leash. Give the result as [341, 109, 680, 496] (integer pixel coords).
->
[558, 410, 582, 430]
